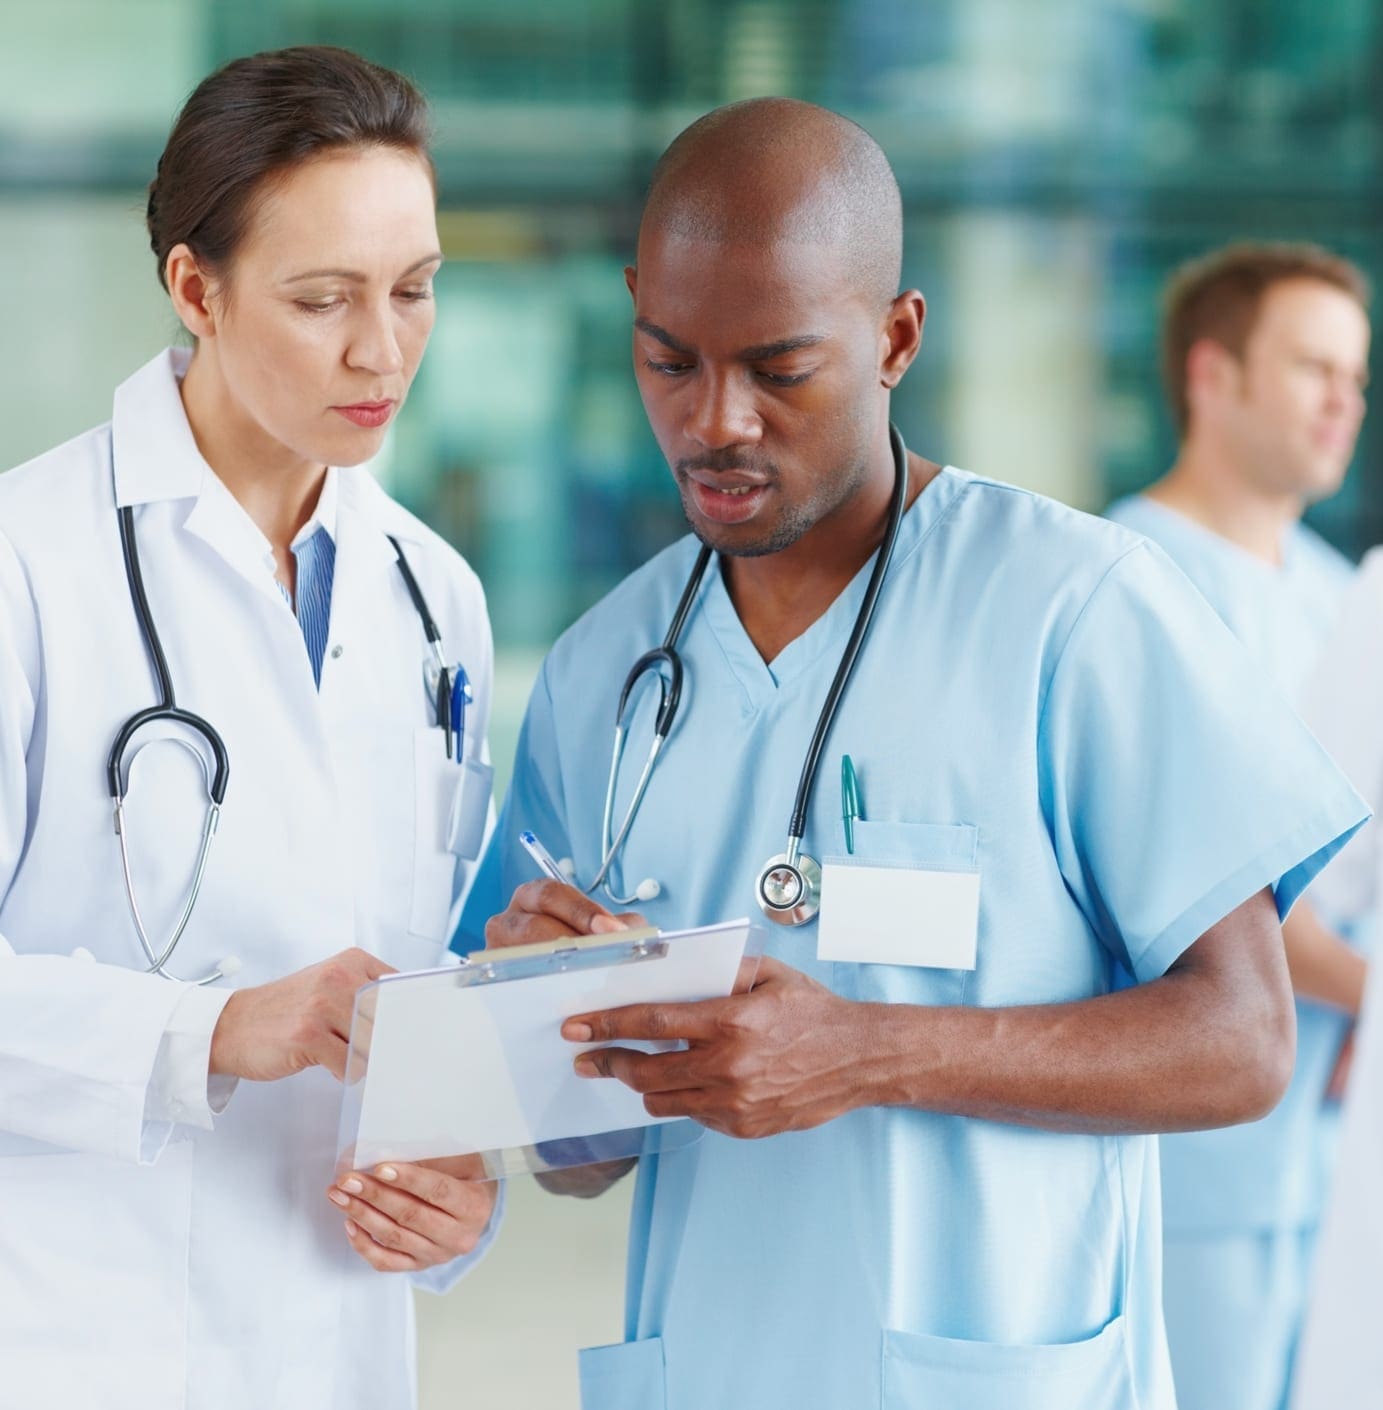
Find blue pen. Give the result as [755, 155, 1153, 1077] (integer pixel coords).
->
[519, 829, 569, 884]
[450, 665, 472, 764]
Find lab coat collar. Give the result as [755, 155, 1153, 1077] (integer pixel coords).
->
[112, 347, 425, 595]
[336, 466, 427, 552]
[110, 347, 207, 508]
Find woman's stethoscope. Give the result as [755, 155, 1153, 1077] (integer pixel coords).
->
[583, 424, 910, 927]
[109, 494, 448, 985]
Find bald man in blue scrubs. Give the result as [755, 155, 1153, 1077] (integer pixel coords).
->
[460, 102, 1366, 1410]
[1108, 242, 1372, 1410]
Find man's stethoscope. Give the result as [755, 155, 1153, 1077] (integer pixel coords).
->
[584, 424, 910, 927]
[109, 494, 452, 985]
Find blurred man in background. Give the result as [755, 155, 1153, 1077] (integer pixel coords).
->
[1106, 243, 1372, 1410]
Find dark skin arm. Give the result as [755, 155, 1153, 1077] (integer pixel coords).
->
[488, 884, 1294, 1195]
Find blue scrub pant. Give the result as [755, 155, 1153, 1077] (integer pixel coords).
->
[1162, 1227, 1316, 1410]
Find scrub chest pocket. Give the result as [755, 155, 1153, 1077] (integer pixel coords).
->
[882, 1315, 1133, 1410]
[819, 820, 980, 993]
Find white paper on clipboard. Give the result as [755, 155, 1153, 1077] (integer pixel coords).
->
[340, 919, 756, 1173]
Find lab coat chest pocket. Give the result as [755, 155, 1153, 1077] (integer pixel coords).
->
[335, 723, 455, 969]
[821, 821, 979, 1003]
[882, 1314, 1132, 1410]
[410, 726, 460, 945]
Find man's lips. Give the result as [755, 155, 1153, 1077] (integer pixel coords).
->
[685, 474, 771, 525]
[685, 469, 770, 491]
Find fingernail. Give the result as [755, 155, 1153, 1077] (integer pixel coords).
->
[344, 1220, 358, 1237]
[377, 1165, 398, 1182]
[574, 1055, 598, 1077]
[328, 1189, 349, 1207]
[564, 1021, 593, 1042]
[589, 915, 627, 934]
[341, 1177, 363, 1194]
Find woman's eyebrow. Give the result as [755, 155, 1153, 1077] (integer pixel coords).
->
[282, 252, 444, 284]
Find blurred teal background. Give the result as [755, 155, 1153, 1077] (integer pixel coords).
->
[4, 0, 1381, 662]
[2, 4, 1380, 1404]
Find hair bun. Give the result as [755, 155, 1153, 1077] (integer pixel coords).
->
[145, 46, 431, 294]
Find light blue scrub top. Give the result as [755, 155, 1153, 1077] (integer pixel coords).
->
[462, 470, 1364, 1410]
[1106, 493, 1355, 1235]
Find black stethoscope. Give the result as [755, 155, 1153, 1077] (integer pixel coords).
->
[109, 493, 447, 985]
[582, 424, 911, 926]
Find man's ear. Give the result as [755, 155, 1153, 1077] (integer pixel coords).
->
[880, 290, 925, 388]
[1184, 337, 1240, 420]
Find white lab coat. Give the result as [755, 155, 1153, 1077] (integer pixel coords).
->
[1291, 547, 1383, 1408]
[0, 350, 496, 1410]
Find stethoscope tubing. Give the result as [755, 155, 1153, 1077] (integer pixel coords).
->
[784, 423, 910, 848]
[589, 425, 911, 918]
[108, 496, 445, 982]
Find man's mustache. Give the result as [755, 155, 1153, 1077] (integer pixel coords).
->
[676, 452, 777, 477]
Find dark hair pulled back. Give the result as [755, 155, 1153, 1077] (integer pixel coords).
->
[147, 45, 432, 290]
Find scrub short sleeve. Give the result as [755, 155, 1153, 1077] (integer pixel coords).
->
[1038, 541, 1367, 984]
[452, 660, 570, 955]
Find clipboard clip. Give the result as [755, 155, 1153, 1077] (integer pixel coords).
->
[461, 932, 669, 982]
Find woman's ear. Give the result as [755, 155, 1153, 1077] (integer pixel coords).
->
[165, 243, 220, 340]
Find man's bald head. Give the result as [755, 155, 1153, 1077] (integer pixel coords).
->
[640, 98, 903, 313]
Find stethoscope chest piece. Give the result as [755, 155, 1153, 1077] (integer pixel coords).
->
[755, 849, 822, 926]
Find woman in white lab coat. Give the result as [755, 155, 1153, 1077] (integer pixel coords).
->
[0, 47, 498, 1410]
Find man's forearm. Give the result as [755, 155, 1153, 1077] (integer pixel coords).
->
[854, 904, 1294, 1135]
[535, 1158, 637, 1199]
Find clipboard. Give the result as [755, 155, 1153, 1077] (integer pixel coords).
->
[336, 919, 761, 1179]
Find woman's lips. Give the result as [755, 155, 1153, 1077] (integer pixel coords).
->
[333, 401, 396, 429]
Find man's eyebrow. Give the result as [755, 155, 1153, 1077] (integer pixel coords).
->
[283, 252, 444, 284]
[634, 317, 694, 355]
[736, 334, 827, 361]
[634, 320, 828, 363]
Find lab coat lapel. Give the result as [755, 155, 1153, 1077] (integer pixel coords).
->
[181, 476, 291, 611]
[320, 471, 421, 718]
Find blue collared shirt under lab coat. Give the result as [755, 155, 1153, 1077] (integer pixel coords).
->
[1106, 493, 1355, 1234]
[460, 468, 1365, 1410]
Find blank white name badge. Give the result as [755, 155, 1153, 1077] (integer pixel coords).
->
[818, 847, 980, 970]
